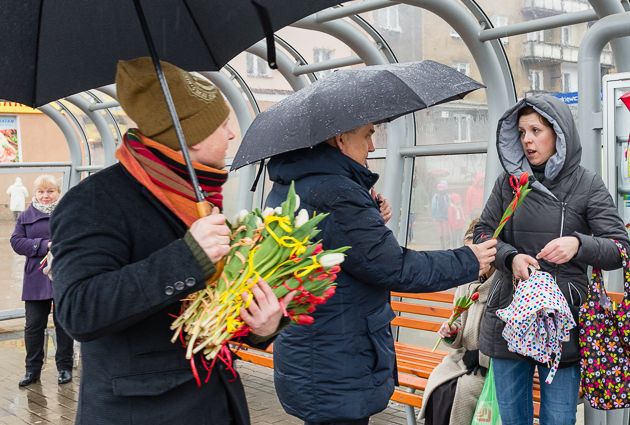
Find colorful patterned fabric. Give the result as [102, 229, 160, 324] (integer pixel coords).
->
[496, 271, 575, 384]
[579, 240, 630, 410]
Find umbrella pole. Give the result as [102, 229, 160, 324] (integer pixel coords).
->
[132, 0, 211, 217]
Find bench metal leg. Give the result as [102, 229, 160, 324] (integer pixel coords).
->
[404, 404, 417, 425]
[404, 388, 417, 425]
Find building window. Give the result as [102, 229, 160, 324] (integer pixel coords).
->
[449, 26, 461, 39]
[562, 73, 572, 92]
[527, 30, 544, 42]
[454, 63, 470, 76]
[246, 53, 271, 78]
[561, 27, 571, 45]
[375, 7, 401, 32]
[529, 70, 544, 91]
[493, 16, 509, 44]
[453, 113, 472, 143]
[313, 48, 335, 77]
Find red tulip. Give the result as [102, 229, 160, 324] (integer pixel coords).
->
[294, 314, 315, 325]
[519, 172, 529, 186]
[471, 292, 480, 302]
[323, 286, 336, 299]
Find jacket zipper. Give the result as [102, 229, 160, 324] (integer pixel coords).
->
[487, 277, 502, 306]
[555, 202, 567, 282]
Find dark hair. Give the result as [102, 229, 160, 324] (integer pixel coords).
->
[518, 105, 553, 129]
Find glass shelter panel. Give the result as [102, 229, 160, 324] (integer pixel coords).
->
[406, 154, 487, 251]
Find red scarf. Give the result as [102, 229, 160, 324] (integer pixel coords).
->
[116, 129, 228, 226]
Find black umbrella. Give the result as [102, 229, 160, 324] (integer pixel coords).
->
[231, 60, 485, 170]
[1, 0, 343, 205]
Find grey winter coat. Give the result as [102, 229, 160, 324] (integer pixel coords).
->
[474, 94, 629, 364]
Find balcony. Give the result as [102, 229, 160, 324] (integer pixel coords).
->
[522, 40, 562, 63]
[522, 0, 591, 17]
[521, 41, 614, 67]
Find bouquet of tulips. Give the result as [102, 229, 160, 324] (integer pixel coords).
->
[171, 182, 348, 362]
[432, 290, 480, 352]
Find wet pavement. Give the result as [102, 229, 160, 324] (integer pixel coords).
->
[0, 337, 408, 425]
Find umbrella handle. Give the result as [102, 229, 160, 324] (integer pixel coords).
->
[196, 200, 226, 283]
[196, 201, 213, 218]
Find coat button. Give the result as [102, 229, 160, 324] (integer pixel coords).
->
[165, 285, 175, 296]
[185, 277, 196, 287]
[174, 281, 185, 291]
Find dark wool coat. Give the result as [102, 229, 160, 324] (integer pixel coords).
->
[474, 94, 629, 364]
[11, 205, 53, 300]
[266, 144, 480, 422]
[50, 164, 252, 425]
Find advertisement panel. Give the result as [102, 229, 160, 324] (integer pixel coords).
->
[0, 115, 20, 163]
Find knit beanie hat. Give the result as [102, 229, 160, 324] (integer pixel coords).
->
[116, 57, 230, 150]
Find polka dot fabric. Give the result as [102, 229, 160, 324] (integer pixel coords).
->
[579, 240, 630, 410]
[497, 270, 576, 384]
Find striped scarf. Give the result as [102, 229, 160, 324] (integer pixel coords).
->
[116, 129, 228, 226]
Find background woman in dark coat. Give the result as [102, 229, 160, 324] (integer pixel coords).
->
[10, 174, 74, 387]
[474, 94, 629, 425]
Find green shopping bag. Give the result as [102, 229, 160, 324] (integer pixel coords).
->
[471, 361, 502, 425]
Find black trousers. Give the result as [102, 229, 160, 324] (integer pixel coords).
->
[24, 299, 74, 373]
[304, 419, 369, 425]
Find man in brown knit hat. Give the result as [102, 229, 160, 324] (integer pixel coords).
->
[50, 57, 291, 425]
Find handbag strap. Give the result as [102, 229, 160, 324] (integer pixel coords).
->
[589, 240, 630, 303]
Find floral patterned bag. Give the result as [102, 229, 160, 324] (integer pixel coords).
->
[579, 240, 630, 410]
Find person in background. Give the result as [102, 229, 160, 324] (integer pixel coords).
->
[475, 94, 629, 425]
[7, 176, 29, 220]
[419, 218, 495, 425]
[464, 171, 484, 219]
[10, 174, 74, 386]
[448, 193, 466, 247]
[432, 180, 451, 248]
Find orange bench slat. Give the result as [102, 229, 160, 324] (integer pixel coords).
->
[391, 389, 423, 408]
[391, 316, 441, 332]
[392, 291, 454, 303]
[390, 300, 452, 318]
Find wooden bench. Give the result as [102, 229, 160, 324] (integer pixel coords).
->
[234, 290, 624, 425]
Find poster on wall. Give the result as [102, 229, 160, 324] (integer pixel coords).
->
[0, 115, 20, 163]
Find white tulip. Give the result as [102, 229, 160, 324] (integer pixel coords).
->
[234, 209, 249, 224]
[295, 209, 309, 228]
[262, 207, 275, 217]
[254, 216, 263, 227]
[275, 206, 283, 215]
[319, 253, 345, 268]
[294, 194, 300, 212]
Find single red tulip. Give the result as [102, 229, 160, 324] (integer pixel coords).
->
[519, 172, 529, 186]
[295, 314, 315, 325]
[471, 292, 480, 302]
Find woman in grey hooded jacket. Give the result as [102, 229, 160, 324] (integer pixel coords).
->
[474, 94, 629, 425]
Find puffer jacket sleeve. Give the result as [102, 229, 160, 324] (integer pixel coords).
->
[474, 174, 518, 273]
[572, 173, 629, 270]
[325, 187, 479, 293]
[50, 183, 210, 342]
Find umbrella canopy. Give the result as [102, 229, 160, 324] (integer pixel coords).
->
[231, 60, 484, 170]
[0, 0, 343, 107]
